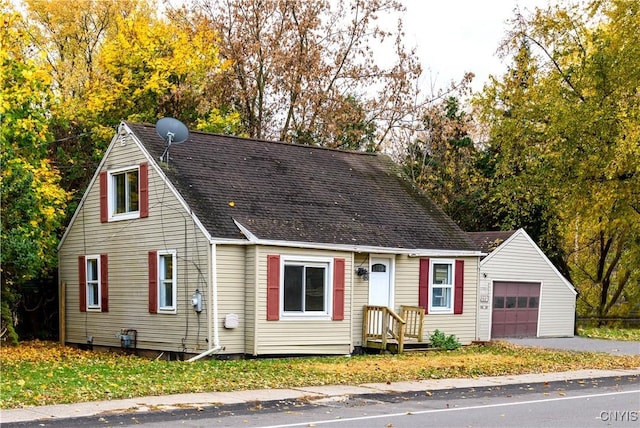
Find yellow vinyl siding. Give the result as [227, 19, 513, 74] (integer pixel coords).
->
[215, 245, 246, 354]
[59, 133, 212, 354]
[252, 245, 352, 355]
[395, 255, 479, 345]
[351, 253, 369, 347]
[244, 246, 257, 355]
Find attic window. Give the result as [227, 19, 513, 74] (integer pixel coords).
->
[111, 168, 138, 217]
[101, 163, 148, 222]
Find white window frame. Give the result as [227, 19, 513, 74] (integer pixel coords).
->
[280, 256, 333, 320]
[429, 259, 455, 314]
[157, 250, 177, 314]
[85, 255, 101, 311]
[108, 165, 140, 221]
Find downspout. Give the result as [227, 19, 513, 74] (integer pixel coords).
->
[349, 252, 354, 354]
[253, 245, 259, 356]
[188, 242, 222, 362]
[475, 257, 481, 342]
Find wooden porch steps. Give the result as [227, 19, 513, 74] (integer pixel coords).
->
[365, 338, 433, 353]
[362, 305, 427, 354]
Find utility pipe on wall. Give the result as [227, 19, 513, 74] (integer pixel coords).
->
[187, 242, 221, 362]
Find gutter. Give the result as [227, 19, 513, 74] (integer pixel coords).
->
[187, 242, 222, 362]
[232, 220, 483, 258]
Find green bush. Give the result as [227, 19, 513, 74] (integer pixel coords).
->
[429, 329, 461, 350]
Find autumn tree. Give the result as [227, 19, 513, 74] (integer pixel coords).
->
[183, 0, 422, 149]
[0, 3, 69, 343]
[20, 0, 240, 198]
[400, 77, 493, 232]
[475, 0, 640, 318]
[90, 2, 241, 132]
[19, 0, 138, 194]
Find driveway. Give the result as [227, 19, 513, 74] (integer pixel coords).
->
[504, 337, 640, 356]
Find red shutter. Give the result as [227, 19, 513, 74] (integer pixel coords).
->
[100, 254, 109, 312]
[266, 255, 280, 320]
[139, 162, 149, 218]
[332, 258, 345, 321]
[418, 258, 429, 312]
[99, 171, 108, 222]
[454, 259, 464, 314]
[148, 251, 158, 313]
[78, 256, 87, 312]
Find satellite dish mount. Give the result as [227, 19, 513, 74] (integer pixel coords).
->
[156, 117, 189, 164]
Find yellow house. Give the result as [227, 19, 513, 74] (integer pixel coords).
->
[58, 121, 482, 358]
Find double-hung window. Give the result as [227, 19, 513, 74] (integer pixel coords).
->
[100, 163, 148, 222]
[430, 259, 454, 313]
[86, 256, 101, 310]
[158, 250, 177, 313]
[109, 167, 139, 220]
[282, 257, 331, 318]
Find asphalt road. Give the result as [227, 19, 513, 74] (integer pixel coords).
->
[6, 375, 639, 428]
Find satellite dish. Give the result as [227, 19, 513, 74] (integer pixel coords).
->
[156, 117, 189, 145]
[156, 117, 188, 163]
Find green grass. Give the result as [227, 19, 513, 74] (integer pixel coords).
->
[578, 327, 640, 341]
[1, 339, 639, 409]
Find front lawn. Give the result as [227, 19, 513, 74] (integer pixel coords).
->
[1, 340, 639, 409]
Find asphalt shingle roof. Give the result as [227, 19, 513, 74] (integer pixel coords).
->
[128, 122, 475, 251]
[466, 230, 516, 254]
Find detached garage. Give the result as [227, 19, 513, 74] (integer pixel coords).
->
[469, 229, 577, 340]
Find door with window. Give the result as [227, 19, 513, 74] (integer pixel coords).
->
[491, 281, 540, 338]
[368, 257, 392, 307]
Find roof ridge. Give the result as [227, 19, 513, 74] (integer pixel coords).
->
[125, 121, 477, 251]
[128, 121, 378, 157]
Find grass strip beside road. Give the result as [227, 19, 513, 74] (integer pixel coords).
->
[578, 327, 640, 341]
[2, 340, 639, 409]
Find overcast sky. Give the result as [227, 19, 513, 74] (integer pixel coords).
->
[397, 0, 555, 93]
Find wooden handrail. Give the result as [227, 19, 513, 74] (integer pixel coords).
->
[363, 305, 406, 353]
[400, 305, 425, 342]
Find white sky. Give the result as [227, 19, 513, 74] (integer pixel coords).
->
[397, 0, 555, 93]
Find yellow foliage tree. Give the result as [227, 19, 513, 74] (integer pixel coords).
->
[93, 4, 239, 132]
[1, 2, 69, 343]
[19, 0, 241, 200]
[475, 0, 640, 320]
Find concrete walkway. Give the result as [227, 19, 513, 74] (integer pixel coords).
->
[504, 337, 640, 356]
[2, 368, 639, 424]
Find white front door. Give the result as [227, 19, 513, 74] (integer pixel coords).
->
[368, 257, 392, 307]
